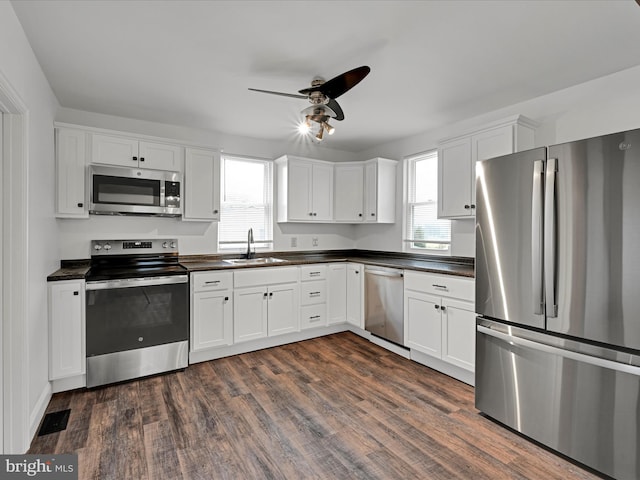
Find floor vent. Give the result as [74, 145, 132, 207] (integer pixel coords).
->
[38, 409, 71, 436]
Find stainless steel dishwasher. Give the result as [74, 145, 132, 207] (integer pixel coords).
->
[364, 266, 404, 346]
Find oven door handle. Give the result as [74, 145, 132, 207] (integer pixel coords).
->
[86, 275, 188, 290]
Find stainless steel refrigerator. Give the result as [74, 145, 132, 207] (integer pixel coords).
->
[475, 128, 640, 480]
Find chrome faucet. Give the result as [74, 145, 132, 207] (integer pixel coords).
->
[246, 227, 254, 259]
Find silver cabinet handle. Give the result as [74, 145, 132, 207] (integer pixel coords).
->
[432, 284, 448, 290]
[205, 280, 220, 284]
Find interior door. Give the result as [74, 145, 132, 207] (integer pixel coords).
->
[475, 147, 547, 328]
[548, 128, 640, 351]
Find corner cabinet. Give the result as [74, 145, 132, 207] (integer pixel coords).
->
[48, 280, 86, 380]
[333, 158, 397, 223]
[55, 128, 89, 218]
[183, 147, 221, 221]
[276, 156, 334, 222]
[437, 115, 537, 218]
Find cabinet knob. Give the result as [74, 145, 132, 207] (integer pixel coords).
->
[140, 157, 145, 162]
[441, 306, 446, 312]
[371, 213, 376, 216]
[73, 291, 79, 296]
[213, 209, 219, 214]
[263, 292, 268, 298]
[224, 296, 229, 301]
[358, 213, 363, 217]
[313, 212, 317, 216]
[269, 292, 273, 297]
[309, 212, 313, 216]
[77, 202, 83, 208]
[434, 304, 440, 310]
[471, 204, 476, 209]
[133, 156, 138, 161]
[464, 204, 470, 209]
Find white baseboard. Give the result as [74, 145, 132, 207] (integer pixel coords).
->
[410, 349, 475, 386]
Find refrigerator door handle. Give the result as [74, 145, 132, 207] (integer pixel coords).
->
[531, 160, 545, 315]
[544, 158, 558, 318]
[477, 325, 640, 375]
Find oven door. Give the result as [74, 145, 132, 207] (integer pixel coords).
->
[86, 275, 188, 356]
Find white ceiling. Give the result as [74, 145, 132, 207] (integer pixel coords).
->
[11, 0, 640, 152]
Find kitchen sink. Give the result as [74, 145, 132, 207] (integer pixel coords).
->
[223, 257, 286, 265]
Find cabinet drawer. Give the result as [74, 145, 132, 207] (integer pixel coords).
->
[300, 281, 326, 306]
[192, 271, 233, 292]
[300, 304, 327, 330]
[300, 264, 327, 281]
[404, 271, 474, 302]
[234, 266, 298, 288]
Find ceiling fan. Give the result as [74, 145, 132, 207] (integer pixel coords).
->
[249, 65, 370, 141]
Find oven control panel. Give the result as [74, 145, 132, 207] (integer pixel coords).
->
[91, 239, 179, 256]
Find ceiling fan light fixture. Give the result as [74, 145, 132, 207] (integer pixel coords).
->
[322, 121, 335, 135]
[315, 126, 324, 142]
[298, 117, 312, 134]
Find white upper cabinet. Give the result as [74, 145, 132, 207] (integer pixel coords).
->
[276, 155, 334, 222]
[438, 115, 536, 218]
[55, 127, 88, 218]
[364, 158, 397, 223]
[334, 163, 365, 222]
[183, 147, 220, 221]
[92, 133, 184, 172]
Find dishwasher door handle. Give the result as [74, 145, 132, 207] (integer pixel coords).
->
[365, 270, 404, 278]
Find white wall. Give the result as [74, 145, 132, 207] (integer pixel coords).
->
[354, 64, 640, 257]
[0, 1, 60, 451]
[55, 108, 359, 258]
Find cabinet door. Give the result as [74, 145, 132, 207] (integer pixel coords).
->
[311, 162, 334, 221]
[346, 264, 363, 328]
[55, 128, 88, 218]
[287, 161, 313, 221]
[49, 280, 85, 380]
[183, 148, 220, 221]
[192, 291, 232, 350]
[327, 264, 347, 325]
[91, 134, 139, 168]
[442, 298, 475, 371]
[438, 137, 472, 218]
[364, 161, 378, 222]
[267, 283, 299, 336]
[334, 164, 364, 222]
[404, 290, 442, 357]
[234, 287, 268, 343]
[470, 125, 514, 208]
[138, 141, 184, 171]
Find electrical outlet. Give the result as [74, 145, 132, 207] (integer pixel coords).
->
[290, 237, 297, 248]
[312, 237, 319, 247]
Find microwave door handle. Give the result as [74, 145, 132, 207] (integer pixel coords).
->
[531, 159, 545, 315]
[544, 158, 558, 318]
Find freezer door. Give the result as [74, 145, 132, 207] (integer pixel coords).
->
[475, 147, 546, 328]
[548, 128, 640, 351]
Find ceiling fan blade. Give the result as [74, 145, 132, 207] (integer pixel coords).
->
[298, 66, 370, 98]
[248, 88, 307, 99]
[327, 98, 344, 121]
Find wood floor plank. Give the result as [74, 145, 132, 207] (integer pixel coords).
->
[28, 332, 602, 479]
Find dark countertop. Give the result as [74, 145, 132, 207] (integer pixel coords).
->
[48, 249, 474, 281]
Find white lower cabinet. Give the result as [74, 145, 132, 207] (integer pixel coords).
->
[404, 271, 475, 373]
[299, 265, 328, 330]
[327, 263, 347, 325]
[191, 271, 233, 350]
[346, 263, 364, 328]
[48, 280, 85, 380]
[233, 267, 299, 343]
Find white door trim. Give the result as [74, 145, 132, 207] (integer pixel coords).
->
[0, 69, 30, 454]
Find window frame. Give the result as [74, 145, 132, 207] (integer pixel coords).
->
[403, 149, 452, 255]
[217, 154, 274, 253]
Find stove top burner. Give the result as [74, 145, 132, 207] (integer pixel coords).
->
[86, 238, 186, 281]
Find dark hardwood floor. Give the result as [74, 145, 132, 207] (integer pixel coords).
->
[29, 332, 601, 479]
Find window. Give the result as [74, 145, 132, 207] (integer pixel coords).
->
[218, 155, 273, 251]
[405, 150, 451, 253]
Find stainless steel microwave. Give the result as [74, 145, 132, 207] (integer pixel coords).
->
[89, 165, 182, 217]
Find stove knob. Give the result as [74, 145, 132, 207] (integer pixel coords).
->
[162, 242, 168, 248]
[170, 241, 176, 249]
[103, 243, 112, 251]
[93, 244, 102, 251]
